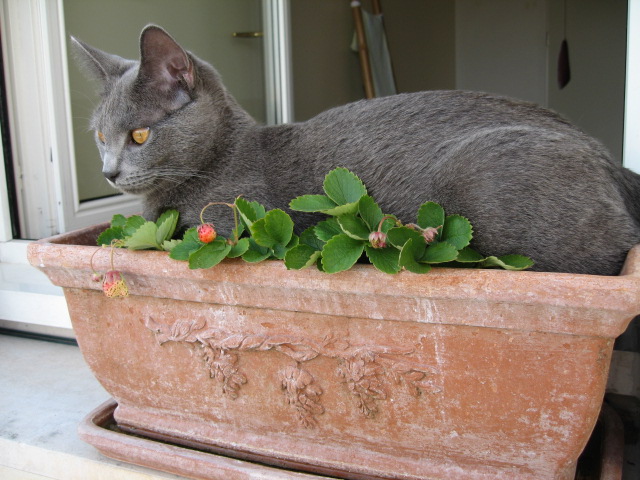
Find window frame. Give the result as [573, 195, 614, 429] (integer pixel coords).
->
[0, 0, 292, 332]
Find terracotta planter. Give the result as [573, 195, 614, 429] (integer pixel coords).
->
[28, 224, 640, 480]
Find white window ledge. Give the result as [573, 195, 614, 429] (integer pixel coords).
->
[0, 334, 188, 480]
[0, 240, 72, 335]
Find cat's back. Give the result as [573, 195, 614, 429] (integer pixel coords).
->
[303, 90, 579, 140]
[283, 90, 612, 175]
[259, 90, 639, 275]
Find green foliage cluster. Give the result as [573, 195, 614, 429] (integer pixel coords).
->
[98, 168, 533, 273]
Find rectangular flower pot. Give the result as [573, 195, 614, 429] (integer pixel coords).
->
[28, 224, 640, 480]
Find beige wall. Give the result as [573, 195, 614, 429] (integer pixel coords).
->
[383, 0, 456, 93]
[291, 0, 627, 161]
[290, 0, 456, 121]
[546, 0, 628, 162]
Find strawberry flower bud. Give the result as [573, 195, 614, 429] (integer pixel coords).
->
[369, 231, 387, 249]
[197, 223, 217, 243]
[422, 227, 440, 244]
[102, 270, 129, 298]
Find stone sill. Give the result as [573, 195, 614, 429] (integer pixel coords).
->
[0, 334, 186, 480]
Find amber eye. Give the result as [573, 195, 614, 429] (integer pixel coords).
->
[97, 131, 106, 144]
[131, 127, 150, 145]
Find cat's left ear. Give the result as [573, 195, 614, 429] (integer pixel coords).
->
[138, 25, 195, 94]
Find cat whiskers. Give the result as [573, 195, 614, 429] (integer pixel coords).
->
[113, 166, 215, 194]
[149, 167, 215, 183]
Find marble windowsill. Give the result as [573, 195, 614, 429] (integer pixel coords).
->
[0, 334, 187, 480]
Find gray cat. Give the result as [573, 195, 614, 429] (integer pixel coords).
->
[72, 25, 640, 275]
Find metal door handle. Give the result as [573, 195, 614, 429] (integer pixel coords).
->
[232, 32, 264, 38]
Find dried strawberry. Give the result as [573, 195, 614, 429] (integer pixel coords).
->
[368, 231, 387, 249]
[102, 270, 129, 298]
[422, 227, 440, 244]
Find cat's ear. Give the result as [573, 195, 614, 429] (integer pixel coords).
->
[70, 36, 135, 85]
[138, 25, 195, 94]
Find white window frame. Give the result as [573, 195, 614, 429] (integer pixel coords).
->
[625, 0, 640, 174]
[0, 0, 292, 332]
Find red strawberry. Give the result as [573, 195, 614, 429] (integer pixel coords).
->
[197, 223, 217, 243]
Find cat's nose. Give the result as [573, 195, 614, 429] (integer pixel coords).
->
[102, 167, 120, 184]
[102, 153, 119, 184]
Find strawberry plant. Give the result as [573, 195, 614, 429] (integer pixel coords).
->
[96, 167, 533, 278]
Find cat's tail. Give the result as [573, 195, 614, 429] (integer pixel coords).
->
[619, 166, 640, 229]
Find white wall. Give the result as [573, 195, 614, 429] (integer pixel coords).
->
[547, 0, 627, 163]
[455, 0, 628, 163]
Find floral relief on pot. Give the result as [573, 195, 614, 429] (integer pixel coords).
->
[144, 315, 444, 427]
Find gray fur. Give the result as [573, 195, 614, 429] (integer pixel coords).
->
[71, 25, 640, 275]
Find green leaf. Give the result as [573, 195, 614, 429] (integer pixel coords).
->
[321, 200, 362, 216]
[417, 202, 445, 231]
[272, 234, 298, 260]
[236, 197, 266, 228]
[480, 254, 534, 271]
[123, 221, 160, 250]
[300, 226, 325, 250]
[97, 226, 124, 246]
[111, 214, 127, 228]
[380, 217, 398, 233]
[323, 167, 367, 205]
[168, 228, 202, 261]
[314, 218, 343, 242]
[182, 227, 200, 243]
[265, 209, 294, 246]
[162, 239, 181, 251]
[155, 209, 179, 244]
[455, 246, 485, 263]
[123, 215, 147, 237]
[386, 226, 422, 249]
[285, 244, 322, 270]
[188, 240, 231, 269]
[421, 242, 459, 264]
[337, 214, 370, 241]
[358, 195, 383, 231]
[227, 238, 250, 258]
[398, 238, 432, 274]
[441, 215, 473, 250]
[289, 194, 338, 212]
[320, 234, 365, 273]
[365, 245, 401, 274]
[242, 239, 272, 263]
[170, 241, 200, 260]
[250, 209, 294, 251]
[250, 218, 272, 247]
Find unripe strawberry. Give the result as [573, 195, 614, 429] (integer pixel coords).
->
[369, 231, 387, 249]
[102, 270, 128, 298]
[422, 227, 440, 244]
[197, 223, 217, 243]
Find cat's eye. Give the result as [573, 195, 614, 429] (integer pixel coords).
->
[97, 131, 106, 144]
[131, 127, 150, 145]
